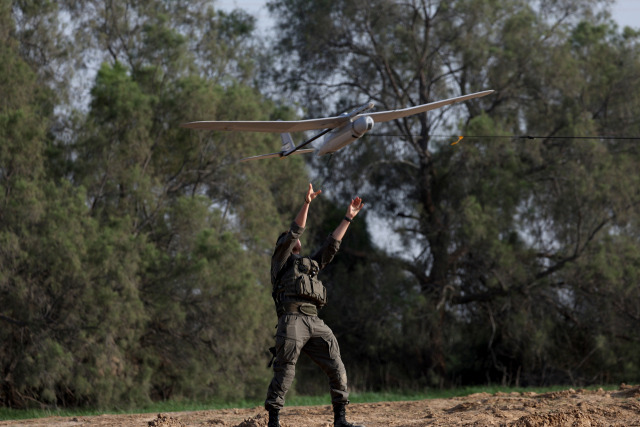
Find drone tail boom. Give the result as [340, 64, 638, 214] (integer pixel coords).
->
[239, 149, 315, 162]
[238, 134, 316, 162]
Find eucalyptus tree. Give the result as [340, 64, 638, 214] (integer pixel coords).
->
[266, 0, 640, 387]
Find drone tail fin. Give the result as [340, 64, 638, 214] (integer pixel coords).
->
[281, 133, 296, 152]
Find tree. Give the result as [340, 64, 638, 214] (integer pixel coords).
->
[1, 2, 146, 407]
[2, 0, 313, 408]
[265, 0, 640, 387]
[62, 0, 313, 405]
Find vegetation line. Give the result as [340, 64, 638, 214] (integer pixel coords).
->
[0, 386, 619, 421]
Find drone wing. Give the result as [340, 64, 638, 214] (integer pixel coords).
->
[182, 92, 493, 131]
[181, 115, 350, 133]
[364, 90, 494, 123]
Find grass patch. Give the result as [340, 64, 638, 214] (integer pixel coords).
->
[0, 399, 268, 422]
[0, 384, 620, 421]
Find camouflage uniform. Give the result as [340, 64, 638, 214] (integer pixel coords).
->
[265, 221, 350, 411]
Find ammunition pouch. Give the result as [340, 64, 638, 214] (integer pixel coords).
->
[273, 257, 327, 308]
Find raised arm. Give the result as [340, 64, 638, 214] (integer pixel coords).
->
[294, 183, 322, 227]
[310, 196, 365, 269]
[271, 184, 320, 283]
[331, 196, 364, 241]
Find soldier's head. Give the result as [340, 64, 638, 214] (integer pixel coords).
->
[275, 231, 302, 254]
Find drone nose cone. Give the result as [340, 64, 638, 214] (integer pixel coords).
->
[352, 116, 374, 136]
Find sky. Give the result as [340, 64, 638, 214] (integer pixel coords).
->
[613, 0, 640, 28]
[218, 0, 640, 32]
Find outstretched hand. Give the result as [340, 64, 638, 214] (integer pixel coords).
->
[305, 183, 322, 204]
[346, 197, 364, 219]
[329, 196, 364, 241]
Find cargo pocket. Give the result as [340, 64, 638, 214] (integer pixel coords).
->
[276, 334, 301, 364]
[320, 334, 341, 361]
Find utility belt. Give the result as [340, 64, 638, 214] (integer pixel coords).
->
[278, 301, 318, 317]
[273, 256, 327, 313]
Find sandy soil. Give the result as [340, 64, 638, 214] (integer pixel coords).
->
[2, 384, 639, 427]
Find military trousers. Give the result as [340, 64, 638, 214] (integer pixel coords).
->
[265, 312, 349, 411]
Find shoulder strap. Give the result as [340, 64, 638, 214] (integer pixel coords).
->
[274, 255, 295, 286]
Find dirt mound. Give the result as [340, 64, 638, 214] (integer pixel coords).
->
[535, 388, 579, 400]
[233, 413, 269, 427]
[612, 383, 640, 398]
[205, 419, 227, 425]
[148, 413, 186, 427]
[512, 408, 597, 427]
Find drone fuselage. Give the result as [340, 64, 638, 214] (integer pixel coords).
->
[317, 115, 375, 156]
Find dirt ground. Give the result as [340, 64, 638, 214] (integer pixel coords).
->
[2, 384, 639, 427]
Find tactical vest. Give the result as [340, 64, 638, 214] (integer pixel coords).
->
[273, 256, 327, 307]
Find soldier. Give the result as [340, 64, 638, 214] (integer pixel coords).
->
[265, 183, 365, 427]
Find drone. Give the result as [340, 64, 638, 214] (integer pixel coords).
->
[181, 90, 494, 162]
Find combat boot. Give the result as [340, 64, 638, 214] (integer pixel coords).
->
[268, 408, 280, 427]
[333, 403, 364, 427]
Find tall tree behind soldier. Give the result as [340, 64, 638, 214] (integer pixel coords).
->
[265, 0, 640, 388]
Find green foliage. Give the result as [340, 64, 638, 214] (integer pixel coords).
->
[1, 0, 308, 410]
[3, 0, 640, 412]
[267, 0, 640, 391]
